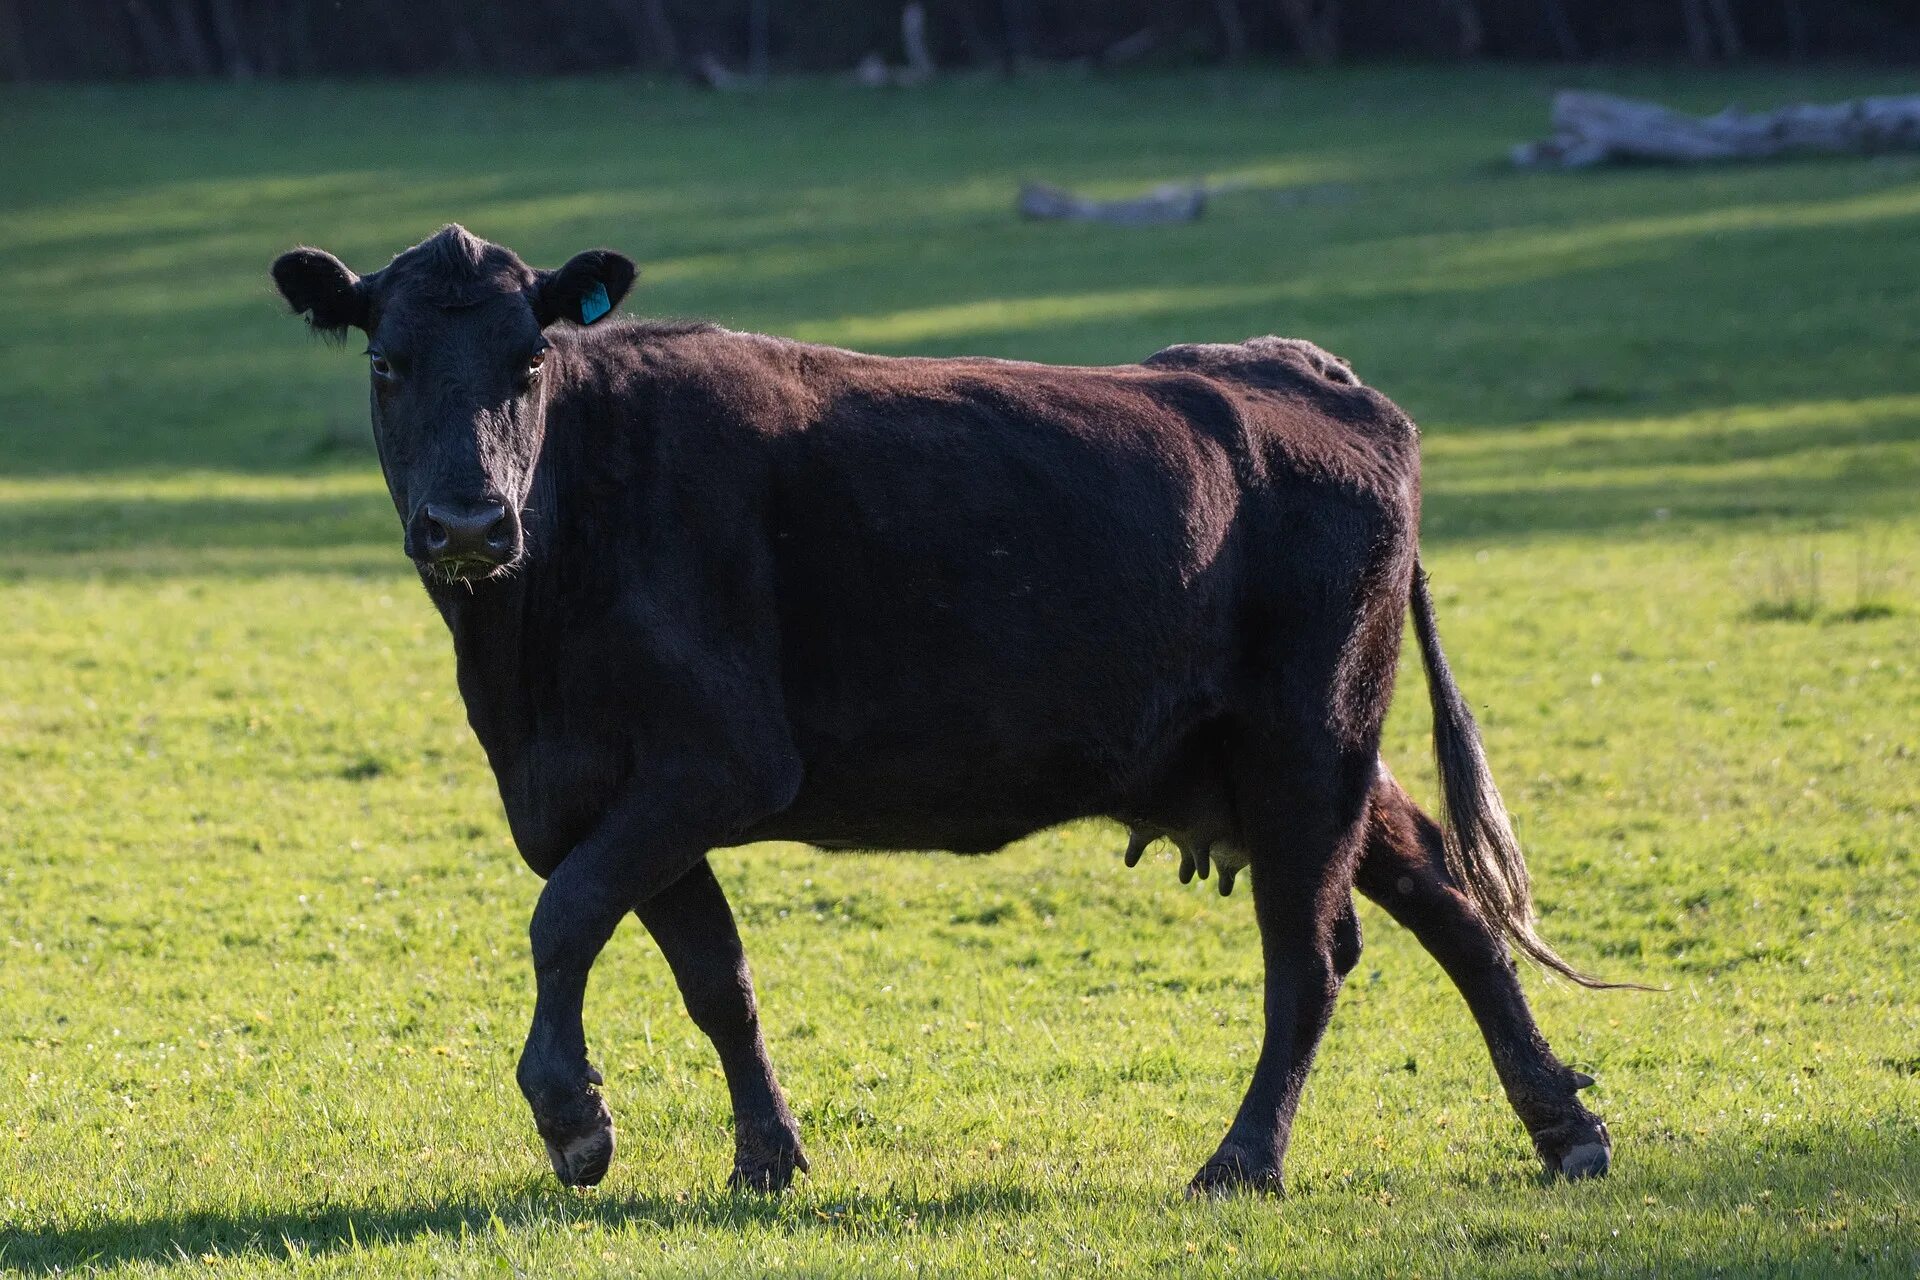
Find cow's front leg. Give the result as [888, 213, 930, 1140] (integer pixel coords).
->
[636, 859, 807, 1191]
[517, 846, 631, 1187]
[516, 786, 710, 1188]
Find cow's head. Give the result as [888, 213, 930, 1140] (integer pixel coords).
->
[272, 225, 634, 581]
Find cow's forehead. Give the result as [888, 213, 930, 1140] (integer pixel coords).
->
[376, 225, 536, 310]
[373, 290, 537, 348]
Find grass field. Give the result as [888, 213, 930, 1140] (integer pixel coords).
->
[2, 65, 1917, 1277]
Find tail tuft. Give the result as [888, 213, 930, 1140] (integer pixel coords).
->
[1410, 559, 1633, 990]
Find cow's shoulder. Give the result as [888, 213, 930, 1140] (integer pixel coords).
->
[604, 323, 877, 436]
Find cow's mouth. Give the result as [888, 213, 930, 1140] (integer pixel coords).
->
[408, 498, 523, 581]
[423, 552, 519, 583]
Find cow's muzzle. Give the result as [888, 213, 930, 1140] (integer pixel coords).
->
[408, 498, 521, 578]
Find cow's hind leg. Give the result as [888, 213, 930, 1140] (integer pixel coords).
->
[1355, 766, 1610, 1178]
[635, 859, 808, 1191]
[1190, 735, 1375, 1196]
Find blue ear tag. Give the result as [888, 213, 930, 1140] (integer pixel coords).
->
[579, 281, 612, 324]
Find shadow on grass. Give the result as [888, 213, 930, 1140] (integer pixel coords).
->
[0, 490, 398, 582]
[0, 1179, 1045, 1274]
[1417, 467, 1918, 544]
[4, 1129, 1918, 1275]
[8, 124, 1920, 476]
[0, 491, 390, 556]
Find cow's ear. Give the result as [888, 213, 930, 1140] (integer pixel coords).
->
[534, 249, 637, 328]
[272, 248, 367, 339]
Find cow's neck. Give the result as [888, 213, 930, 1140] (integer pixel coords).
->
[425, 397, 587, 758]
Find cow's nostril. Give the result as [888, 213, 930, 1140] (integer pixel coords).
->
[485, 510, 513, 550]
[422, 514, 450, 550]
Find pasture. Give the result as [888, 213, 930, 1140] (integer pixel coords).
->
[2, 65, 1917, 1277]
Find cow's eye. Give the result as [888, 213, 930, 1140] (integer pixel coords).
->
[368, 352, 394, 379]
[526, 350, 546, 377]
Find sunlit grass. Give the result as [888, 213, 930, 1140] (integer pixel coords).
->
[792, 282, 1284, 347]
[1, 66, 1917, 1277]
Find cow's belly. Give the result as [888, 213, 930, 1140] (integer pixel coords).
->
[761, 649, 1233, 853]
[766, 547, 1239, 852]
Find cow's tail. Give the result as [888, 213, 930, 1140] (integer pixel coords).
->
[1409, 558, 1623, 989]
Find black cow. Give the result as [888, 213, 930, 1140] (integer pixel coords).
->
[271, 224, 1611, 1195]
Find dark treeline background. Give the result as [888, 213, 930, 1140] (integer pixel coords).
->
[3, 0, 1916, 81]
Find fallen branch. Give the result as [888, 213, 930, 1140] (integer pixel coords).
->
[1514, 90, 1920, 169]
[1017, 180, 1206, 226]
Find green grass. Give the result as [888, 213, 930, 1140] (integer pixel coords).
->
[2, 65, 1917, 1277]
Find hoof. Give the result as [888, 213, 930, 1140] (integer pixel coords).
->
[729, 1118, 809, 1193]
[544, 1121, 615, 1188]
[1535, 1116, 1611, 1181]
[1557, 1140, 1610, 1180]
[532, 1090, 617, 1188]
[728, 1147, 809, 1193]
[1188, 1145, 1283, 1198]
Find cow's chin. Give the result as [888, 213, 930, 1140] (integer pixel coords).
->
[420, 554, 519, 585]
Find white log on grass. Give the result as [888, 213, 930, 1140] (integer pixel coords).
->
[1513, 90, 1920, 169]
[1016, 181, 1207, 226]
